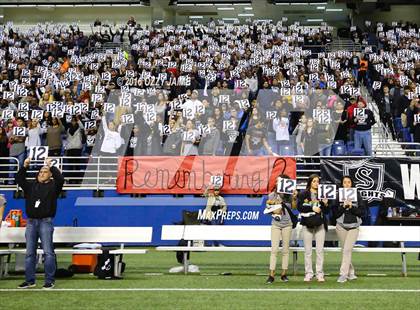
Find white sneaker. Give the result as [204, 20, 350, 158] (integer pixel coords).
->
[304, 274, 313, 282]
[317, 274, 325, 282]
[348, 274, 358, 281]
[337, 275, 347, 283]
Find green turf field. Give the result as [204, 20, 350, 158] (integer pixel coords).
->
[0, 250, 419, 309]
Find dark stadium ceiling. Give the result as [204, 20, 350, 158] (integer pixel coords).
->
[0, 0, 150, 6]
[0, 0, 418, 7]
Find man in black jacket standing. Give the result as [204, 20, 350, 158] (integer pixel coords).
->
[15, 157, 64, 289]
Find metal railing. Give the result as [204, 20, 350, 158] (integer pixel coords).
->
[0, 155, 416, 192]
[93, 42, 130, 53]
[374, 142, 420, 156]
[326, 38, 362, 52]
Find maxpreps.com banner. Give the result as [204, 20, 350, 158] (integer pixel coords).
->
[117, 156, 296, 194]
[321, 158, 420, 208]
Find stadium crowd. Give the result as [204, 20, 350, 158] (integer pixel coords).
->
[0, 18, 419, 183]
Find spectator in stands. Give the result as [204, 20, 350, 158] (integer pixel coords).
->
[200, 117, 220, 156]
[265, 176, 298, 284]
[292, 114, 306, 156]
[375, 85, 396, 140]
[272, 108, 290, 155]
[395, 86, 411, 118]
[353, 101, 376, 156]
[127, 16, 137, 27]
[180, 120, 200, 156]
[332, 175, 366, 283]
[15, 157, 64, 289]
[46, 117, 64, 157]
[64, 116, 84, 183]
[358, 56, 368, 86]
[346, 96, 361, 141]
[162, 118, 182, 156]
[403, 98, 420, 152]
[297, 174, 329, 282]
[99, 115, 122, 183]
[413, 99, 420, 156]
[8, 117, 26, 169]
[93, 18, 101, 27]
[26, 119, 46, 152]
[332, 101, 348, 144]
[245, 119, 273, 156]
[302, 117, 318, 156]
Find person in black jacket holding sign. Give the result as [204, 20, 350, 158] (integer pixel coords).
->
[297, 174, 329, 282]
[15, 157, 64, 289]
[332, 176, 366, 283]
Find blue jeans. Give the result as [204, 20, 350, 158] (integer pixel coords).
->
[354, 130, 372, 156]
[319, 144, 332, 156]
[25, 218, 56, 284]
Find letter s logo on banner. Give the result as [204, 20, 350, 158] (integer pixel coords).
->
[343, 160, 396, 203]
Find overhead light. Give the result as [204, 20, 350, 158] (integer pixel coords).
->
[307, 19, 324, 22]
[310, 2, 327, 5]
[326, 8, 344, 12]
[177, 3, 195, 6]
[111, 4, 131, 6]
[244, 7, 253, 10]
[77, 4, 93, 7]
[316, 6, 325, 10]
[217, 7, 235, 10]
[196, 3, 213, 6]
[275, 3, 289, 5]
[19, 4, 37, 7]
[290, 3, 308, 5]
[223, 18, 239, 21]
[189, 16, 204, 19]
[233, 3, 250, 5]
[238, 13, 254, 17]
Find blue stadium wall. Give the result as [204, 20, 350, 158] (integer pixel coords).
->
[0, 190, 397, 246]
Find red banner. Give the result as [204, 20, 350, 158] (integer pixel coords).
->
[117, 156, 296, 194]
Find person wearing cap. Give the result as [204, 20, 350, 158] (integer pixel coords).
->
[203, 185, 227, 224]
[265, 178, 298, 284]
[202, 184, 227, 246]
[15, 157, 64, 289]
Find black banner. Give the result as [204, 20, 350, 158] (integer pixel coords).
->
[321, 158, 420, 208]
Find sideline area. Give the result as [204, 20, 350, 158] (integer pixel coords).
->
[0, 251, 418, 308]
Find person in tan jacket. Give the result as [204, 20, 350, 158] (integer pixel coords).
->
[202, 185, 227, 247]
[203, 185, 227, 223]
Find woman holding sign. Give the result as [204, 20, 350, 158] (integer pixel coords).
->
[333, 176, 366, 283]
[297, 174, 329, 282]
[265, 175, 298, 284]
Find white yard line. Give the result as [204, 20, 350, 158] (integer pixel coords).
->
[0, 288, 419, 292]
